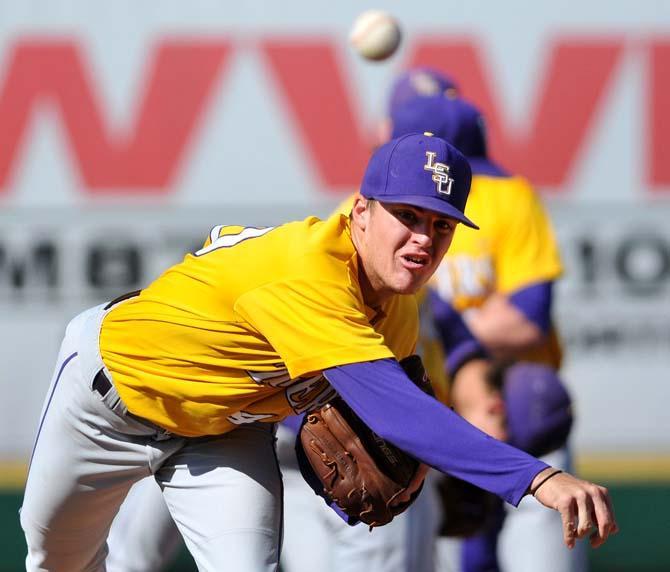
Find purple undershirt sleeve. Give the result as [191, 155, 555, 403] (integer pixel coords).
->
[323, 359, 548, 506]
[509, 281, 553, 334]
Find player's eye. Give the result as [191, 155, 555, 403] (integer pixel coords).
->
[435, 219, 455, 235]
[394, 209, 417, 225]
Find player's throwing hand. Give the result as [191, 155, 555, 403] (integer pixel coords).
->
[529, 468, 619, 549]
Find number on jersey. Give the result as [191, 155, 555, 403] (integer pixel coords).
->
[195, 225, 276, 256]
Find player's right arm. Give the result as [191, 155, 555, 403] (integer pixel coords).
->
[323, 358, 618, 546]
[323, 358, 545, 506]
[529, 468, 619, 549]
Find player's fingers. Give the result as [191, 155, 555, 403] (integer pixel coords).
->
[588, 504, 608, 549]
[558, 498, 578, 549]
[575, 490, 593, 539]
[595, 486, 619, 544]
[590, 528, 605, 548]
[590, 485, 618, 546]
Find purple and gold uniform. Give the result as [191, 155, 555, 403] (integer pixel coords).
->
[431, 169, 563, 368]
[391, 94, 563, 369]
[22, 134, 563, 572]
[101, 213, 417, 437]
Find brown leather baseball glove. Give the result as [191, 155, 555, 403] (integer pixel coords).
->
[297, 355, 432, 528]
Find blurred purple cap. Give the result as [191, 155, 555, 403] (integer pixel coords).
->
[391, 95, 487, 159]
[503, 362, 573, 458]
[388, 67, 459, 116]
[361, 132, 478, 229]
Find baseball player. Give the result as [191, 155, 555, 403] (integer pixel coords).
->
[102, 70, 465, 572]
[389, 93, 584, 571]
[21, 133, 617, 571]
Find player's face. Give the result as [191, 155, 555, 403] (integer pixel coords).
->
[352, 198, 457, 305]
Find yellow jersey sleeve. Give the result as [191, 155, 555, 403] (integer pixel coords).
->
[234, 278, 403, 379]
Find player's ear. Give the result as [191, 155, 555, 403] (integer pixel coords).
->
[350, 194, 370, 231]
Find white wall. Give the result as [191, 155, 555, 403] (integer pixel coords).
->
[1, 0, 668, 458]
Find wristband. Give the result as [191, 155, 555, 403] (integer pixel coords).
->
[530, 469, 563, 496]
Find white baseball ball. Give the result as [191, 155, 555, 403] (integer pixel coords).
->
[349, 10, 402, 62]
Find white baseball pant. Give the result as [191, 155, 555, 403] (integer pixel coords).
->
[106, 477, 182, 572]
[104, 424, 443, 572]
[20, 303, 282, 572]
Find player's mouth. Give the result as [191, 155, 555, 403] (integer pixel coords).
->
[401, 253, 430, 269]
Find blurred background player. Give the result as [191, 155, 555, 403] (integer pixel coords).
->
[281, 68, 557, 572]
[377, 67, 460, 148]
[388, 85, 585, 571]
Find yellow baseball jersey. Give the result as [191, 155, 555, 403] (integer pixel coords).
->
[100, 213, 418, 437]
[430, 174, 563, 368]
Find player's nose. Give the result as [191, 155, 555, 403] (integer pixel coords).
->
[411, 221, 434, 247]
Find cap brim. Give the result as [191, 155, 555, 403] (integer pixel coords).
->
[375, 195, 479, 229]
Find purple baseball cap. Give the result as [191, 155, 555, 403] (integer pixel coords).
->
[361, 132, 478, 229]
[391, 95, 487, 159]
[503, 362, 573, 458]
[388, 67, 459, 116]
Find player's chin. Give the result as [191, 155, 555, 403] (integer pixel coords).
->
[391, 271, 429, 295]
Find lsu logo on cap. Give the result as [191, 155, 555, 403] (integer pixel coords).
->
[424, 151, 454, 196]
